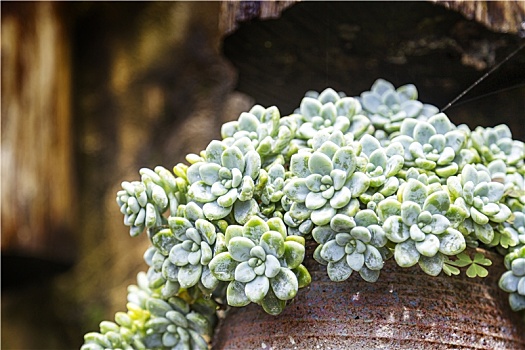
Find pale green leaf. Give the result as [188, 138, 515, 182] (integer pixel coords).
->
[270, 268, 298, 300]
[309, 152, 333, 176]
[394, 240, 420, 267]
[226, 280, 250, 307]
[245, 276, 270, 303]
[327, 258, 353, 281]
[418, 253, 444, 276]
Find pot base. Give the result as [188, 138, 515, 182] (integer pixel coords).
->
[213, 249, 525, 349]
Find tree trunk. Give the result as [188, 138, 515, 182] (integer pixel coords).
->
[1, 2, 76, 265]
[219, 0, 525, 36]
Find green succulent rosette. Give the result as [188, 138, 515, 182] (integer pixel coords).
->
[500, 245, 525, 311]
[380, 178, 467, 275]
[482, 159, 525, 212]
[313, 209, 388, 282]
[359, 78, 439, 135]
[358, 134, 405, 202]
[143, 202, 225, 297]
[221, 105, 296, 166]
[283, 130, 370, 230]
[391, 113, 476, 177]
[186, 138, 261, 224]
[116, 166, 187, 237]
[81, 272, 215, 350]
[446, 164, 512, 244]
[295, 87, 372, 142]
[208, 216, 311, 315]
[167, 206, 222, 290]
[470, 124, 525, 169]
[143, 244, 182, 299]
[479, 160, 525, 248]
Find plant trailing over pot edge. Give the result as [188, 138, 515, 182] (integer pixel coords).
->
[82, 79, 525, 350]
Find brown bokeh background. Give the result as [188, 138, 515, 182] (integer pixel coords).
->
[2, 1, 524, 348]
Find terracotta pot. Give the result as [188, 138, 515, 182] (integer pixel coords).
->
[212, 246, 525, 349]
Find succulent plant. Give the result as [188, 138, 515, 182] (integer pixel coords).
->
[221, 105, 296, 166]
[142, 202, 225, 297]
[359, 79, 439, 135]
[479, 161, 525, 248]
[482, 160, 525, 213]
[471, 124, 525, 169]
[500, 246, 525, 311]
[256, 163, 287, 218]
[208, 216, 310, 315]
[391, 113, 476, 177]
[143, 244, 182, 299]
[88, 78, 525, 348]
[187, 138, 261, 224]
[313, 209, 388, 282]
[283, 130, 370, 229]
[116, 166, 187, 237]
[358, 134, 405, 202]
[380, 178, 467, 275]
[447, 164, 512, 244]
[505, 174, 525, 213]
[168, 203, 221, 288]
[82, 317, 143, 350]
[82, 272, 215, 350]
[294, 88, 372, 141]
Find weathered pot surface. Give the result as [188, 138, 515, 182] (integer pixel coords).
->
[212, 247, 525, 349]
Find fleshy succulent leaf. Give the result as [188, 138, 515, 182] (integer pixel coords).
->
[227, 280, 250, 307]
[209, 252, 237, 281]
[270, 268, 299, 300]
[245, 276, 270, 303]
[395, 240, 420, 267]
[327, 258, 353, 282]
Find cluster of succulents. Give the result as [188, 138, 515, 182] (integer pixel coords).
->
[142, 202, 224, 298]
[116, 166, 188, 237]
[294, 88, 372, 142]
[312, 209, 388, 282]
[82, 272, 216, 350]
[208, 216, 310, 315]
[283, 129, 370, 228]
[359, 79, 439, 136]
[392, 113, 476, 177]
[84, 79, 525, 348]
[500, 245, 525, 311]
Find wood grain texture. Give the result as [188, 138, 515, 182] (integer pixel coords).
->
[433, 0, 525, 34]
[1, 2, 76, 262]
[219, 0, 298, 36]
[219, 0, 525, 36]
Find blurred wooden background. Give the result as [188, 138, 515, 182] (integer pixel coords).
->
[2, 1, 524, 348]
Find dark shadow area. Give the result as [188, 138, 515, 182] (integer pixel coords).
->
[2, 255, 72, 289]
[2, 255, 77, 348]
[223, 1, 525, 140]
